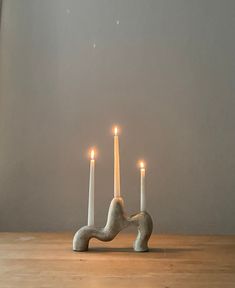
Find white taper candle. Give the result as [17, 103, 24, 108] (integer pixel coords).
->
[88, 149, 95, 226]
[140, 161, 146, 212]
[114, 126, 121, 198]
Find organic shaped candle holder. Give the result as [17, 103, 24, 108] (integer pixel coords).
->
[73, 197, 153, 252]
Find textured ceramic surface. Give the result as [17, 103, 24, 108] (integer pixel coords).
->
[73, 197, 153, 252]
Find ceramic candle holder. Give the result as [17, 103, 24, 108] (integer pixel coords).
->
[73, 197, 153, 252]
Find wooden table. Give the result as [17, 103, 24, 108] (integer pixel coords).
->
[0, 233, 234, 288]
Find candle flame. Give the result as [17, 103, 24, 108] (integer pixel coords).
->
[90, 149, 95, 160]
[139, 161, 145, 169]
[114, 126, 119, 136]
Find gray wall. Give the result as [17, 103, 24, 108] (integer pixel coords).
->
[0, 0, 235, 234]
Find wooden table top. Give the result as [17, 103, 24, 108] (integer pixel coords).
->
[0, 233, 235, 288]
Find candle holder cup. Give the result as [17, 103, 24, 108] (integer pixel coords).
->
[73, 197, 153, 252]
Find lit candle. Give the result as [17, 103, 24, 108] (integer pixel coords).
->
[113, 126, 121, 198]
[139, 161, 146, 212]
[88, 149, 95, 226]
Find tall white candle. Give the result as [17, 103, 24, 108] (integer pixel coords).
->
[114, 126, 121, 198]
[140, 161, 146, 212]
[88, 149, 95, 226]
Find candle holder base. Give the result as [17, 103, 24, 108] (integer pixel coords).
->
[73, 197, 153, 252]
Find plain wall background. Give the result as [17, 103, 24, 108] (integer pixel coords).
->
[0, 0, 235, 233]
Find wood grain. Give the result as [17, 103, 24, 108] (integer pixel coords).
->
[0, 233, 234, 288]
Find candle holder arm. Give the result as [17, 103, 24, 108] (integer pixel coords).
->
[128, 211, 153, 252]
[73, 197, 128, 251]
